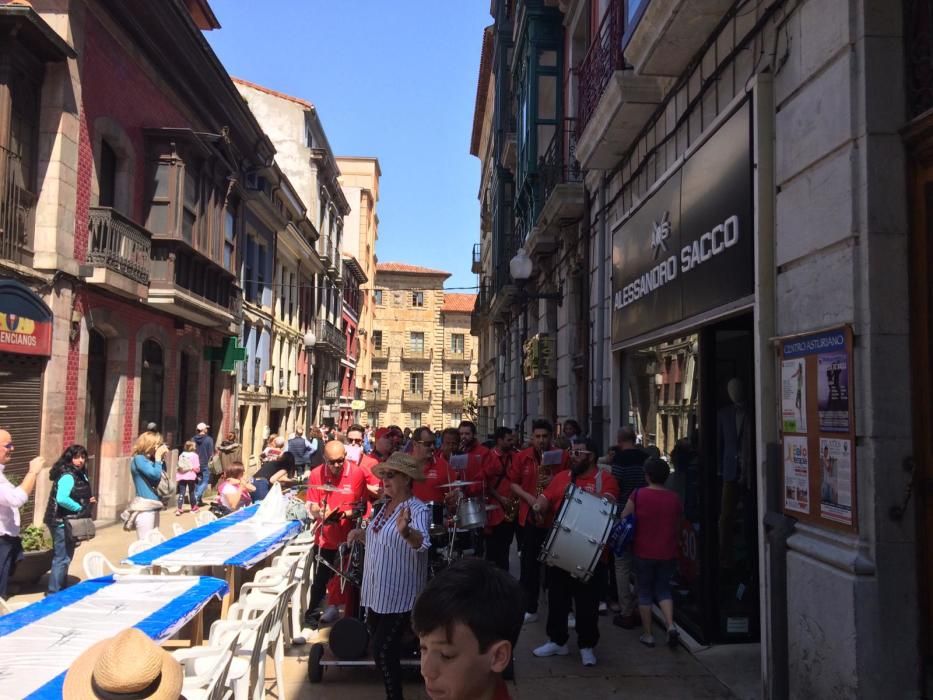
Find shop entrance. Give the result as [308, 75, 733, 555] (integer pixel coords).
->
[623, 312, 758, 644]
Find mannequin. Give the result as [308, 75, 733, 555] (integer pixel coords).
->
[717, 378, 753, 568]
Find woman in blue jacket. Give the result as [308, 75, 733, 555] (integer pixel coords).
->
[44, 444, 94, 594]
[128, 432, 165, 540]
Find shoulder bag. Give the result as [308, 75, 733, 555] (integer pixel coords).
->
[65, 517, 96, 543]
[608, 488, 639, 556]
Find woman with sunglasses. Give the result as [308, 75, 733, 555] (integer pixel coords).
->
[347, 452, 430, 700]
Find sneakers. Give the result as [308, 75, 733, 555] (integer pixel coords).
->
[523, 612, 539, 624]
[532, 641, 569, 657]
[639, 633, 656, 648]
[320, 605, 340, 624]
[175, 510, 183, 516]
[191, 505, 200, 513]
[667, 626, 680, 648]
[567, 612, 576, 629]
[612, 613, 639, 629]
[580, 648, 597, 667]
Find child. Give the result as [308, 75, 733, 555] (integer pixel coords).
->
[175, 440, 200, 515]
[412, 558, 522, 700]
[214, 462, 254, 515]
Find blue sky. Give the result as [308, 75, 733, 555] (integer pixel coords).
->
[206, 1, 491, 290]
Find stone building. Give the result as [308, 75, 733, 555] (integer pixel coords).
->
[473, 0, 928, 696]
[370, 263, 478, 430]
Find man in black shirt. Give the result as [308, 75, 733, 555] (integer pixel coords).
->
[610, 425, 647, 629]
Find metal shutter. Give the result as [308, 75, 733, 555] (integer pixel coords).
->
[0, 353, 44, 523]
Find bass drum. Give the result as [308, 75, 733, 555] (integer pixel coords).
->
[329, 617, 370, 660]
[539, 483, 615, 582]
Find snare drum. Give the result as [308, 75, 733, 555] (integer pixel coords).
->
[456, 496, 487, 530]
[539, 483, 615, 582]
[426, 501, 448, 536]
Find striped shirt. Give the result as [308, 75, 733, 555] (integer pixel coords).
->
[361, 496, 431, 614]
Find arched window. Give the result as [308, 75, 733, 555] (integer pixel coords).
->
[139, 339, 164, 434]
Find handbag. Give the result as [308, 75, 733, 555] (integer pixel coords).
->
[155, 469, 174, 502]
[65, 517, 96, 542]
[608, 488, 639, 556]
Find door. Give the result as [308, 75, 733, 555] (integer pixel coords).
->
[0, 353, 43, 523]
[85, 331, 107, 519]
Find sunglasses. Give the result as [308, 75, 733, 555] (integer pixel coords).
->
[348, 438, 364, 445]
[414, 440, 435, 448]
[381, 470, 402, 480]
[326, 457, 346, 465]
[569, 448, 591, 456]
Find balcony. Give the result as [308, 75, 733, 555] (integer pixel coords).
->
[626, 0, 734, 78]
[527, 119, 584, 256]
[575, 0, 667, 170]
[402, 389, 431, 406]
[444, 348, 473, 364]
[0, 146, 35, 267]
[86, 207, 152, 298]
[402, 347, 433, 363]
[365, 389, 389, 404]
[442, 390, 464, 408]
[472, 243, 482, 274]
[314, 318, 345, 357]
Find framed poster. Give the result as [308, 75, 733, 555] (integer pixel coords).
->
[777, 326, 857, 533]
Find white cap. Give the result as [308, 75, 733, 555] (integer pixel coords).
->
[196, 422, 210, 431]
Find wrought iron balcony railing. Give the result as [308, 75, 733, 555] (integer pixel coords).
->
[87, 207, 152, 285]
[0, 146, 35, 266]
[443, 390, 465, 406]
[402, 347, 433, 362]
[444, 348, 473, 363]
[402, 390, 432, 405]
[365, 389, 389, 403]
[577, 0, 625, 137]
[315, 318, 345, 356]
[372, 346, 390, 361]
[539, 119, 583, 205]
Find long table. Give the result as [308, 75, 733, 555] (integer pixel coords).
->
[0, 574, 227, 699]
[125, 505, 303, 614]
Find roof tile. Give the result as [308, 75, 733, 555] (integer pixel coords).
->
[441, 293, 477, 313]
[376, 262, 450, 277]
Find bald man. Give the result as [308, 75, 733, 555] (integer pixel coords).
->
[305, 440, 367, 622]
[0, 430, 42, 597]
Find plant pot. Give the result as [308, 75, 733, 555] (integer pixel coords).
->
[10, 548, 53, 585]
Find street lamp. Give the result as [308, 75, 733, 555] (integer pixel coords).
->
[304, 330, 317, 431]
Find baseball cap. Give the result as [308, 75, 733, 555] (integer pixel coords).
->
[196, 422, 210, 431]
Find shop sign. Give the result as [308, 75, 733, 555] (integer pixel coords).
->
[612, 99, 754, 343]
[351, 399, 366, 411]
[0, 280, 53, 357]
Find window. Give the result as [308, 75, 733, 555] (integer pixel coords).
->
[450, 334, 465, 354]
[412, 291, 424, 307]
[449, 412, 461, 428]
[138, 339, 164, 434]
[450, 374, 464, 395]
[410, 332, 424, 354]
[410, 373, 424, 394]
[372, 330, 383, 350]
[374, 289, 383, 305]
[223, 207, 236, 271]
[372, 372, 382, 390]
[99, 141, 117, 208]
[410, 412, 422, 427]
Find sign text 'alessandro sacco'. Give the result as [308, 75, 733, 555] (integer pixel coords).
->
[614, 214, 740, 310]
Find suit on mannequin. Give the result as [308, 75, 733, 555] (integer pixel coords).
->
[717, 378, 753, 568]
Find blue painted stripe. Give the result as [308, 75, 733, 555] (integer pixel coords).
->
[0, 575, 115, 639]
[125, 505, 258, 565]
[26, 576, 228, 700]
[224, 519, 302, 567]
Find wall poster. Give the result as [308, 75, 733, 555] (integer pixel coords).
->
[778, 327, 857, 533]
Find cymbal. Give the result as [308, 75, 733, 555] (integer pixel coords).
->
[440, 480, 480, 489]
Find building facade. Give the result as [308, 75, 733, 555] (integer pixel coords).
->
[370, 263, 477, 429]
[336, 156, 380, 402]
[473, 0, 927, 697]
[338, 256, 366, 430]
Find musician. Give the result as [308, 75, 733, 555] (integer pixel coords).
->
[481, 427, 517, 571]
[305, 440, 368, 624]
[459, 420, 489, 471]
[508, 419, 569, 623]
[530, 438, 619, 667]
[410, 427, 458, 505]
[347, 453, 430, 700]
[347, 424, 381, 499]
[439, 428, 460, 462]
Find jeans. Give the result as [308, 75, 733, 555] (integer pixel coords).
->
[251, 478, 271, 502]
[519, 525, 548, 614]
[48, 522, 75, 594]
[613, 550, 636, 616]
[545, 562, 605, 649]
[194, 474, 209, 505]
[367, 609, 410, 700]
[176, 481, 197, 511]
[485, 521, 515, 571]
[0, 535, 23, 599]
[634, 557, 677, 606]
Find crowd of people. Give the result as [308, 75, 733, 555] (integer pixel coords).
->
[0, 415, 685, 700]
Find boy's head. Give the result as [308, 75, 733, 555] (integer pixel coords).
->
[412, 558, 521, 700]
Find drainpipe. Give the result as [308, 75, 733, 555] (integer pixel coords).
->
[590, 174, 608, 447]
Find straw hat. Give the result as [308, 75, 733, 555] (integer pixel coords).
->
[62, 628, 183, 699]
[373, 451, 426, 481]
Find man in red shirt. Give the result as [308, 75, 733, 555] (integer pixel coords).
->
[411, 427, 458, 505]
[346, 424, 381, 498]
[530, 438, 618, 667]
[481, 427, 517, 571]
[458, 420, 489, 478]
[305, 440, 367, 623]
[508, 419, 569, 622]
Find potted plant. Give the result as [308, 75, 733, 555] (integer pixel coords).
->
[11, 524, 53, 585]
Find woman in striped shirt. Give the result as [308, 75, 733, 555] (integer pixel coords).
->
[347, 452, 430, 700]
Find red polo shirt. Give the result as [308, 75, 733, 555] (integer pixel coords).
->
[542, 467, 619, 529]
[507, 447, 569, 527]
[412, 454, 456, 503]
[306, 463, 367, 549]
[356, 453, 383, 489]
[481, 448, 513, 529]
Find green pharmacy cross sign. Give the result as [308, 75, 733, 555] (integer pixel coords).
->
[204, 336, 246, 373]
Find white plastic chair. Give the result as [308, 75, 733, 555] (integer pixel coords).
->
[173, 634, 237, 700]
[82, 551, 147, 579]
[239, 557, 303, 645]
[127, 540, 152, 558]
[173, 523, 188, 537]
[145, 530, 166, 546]
[196, 510, 218, 526]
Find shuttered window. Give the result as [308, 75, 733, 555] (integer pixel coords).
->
[0, 353, 44, 523]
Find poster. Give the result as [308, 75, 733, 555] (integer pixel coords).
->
[783, 435, 810, 514]
[781, 358, 807, 433]
[819, 438, 853, 524]
[817, 351, 849, 432]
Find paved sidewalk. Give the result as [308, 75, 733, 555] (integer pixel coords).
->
[7, 517, 748, 699]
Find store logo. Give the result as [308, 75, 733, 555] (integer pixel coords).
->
[650, 212, 671, 259]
